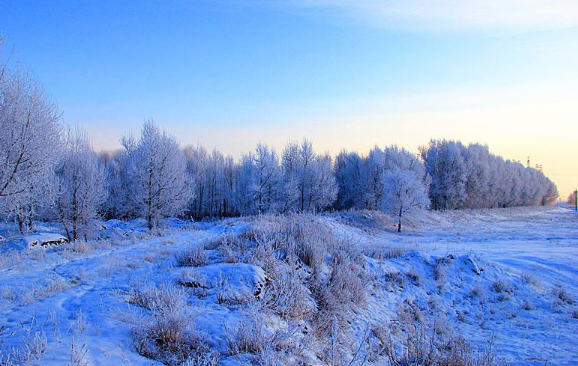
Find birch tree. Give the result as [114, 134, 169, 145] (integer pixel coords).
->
[124, 121, 191, 230]
[382, 170, 429, 232]
[56, 130, 107, 241]
[0, 68, 62, 232]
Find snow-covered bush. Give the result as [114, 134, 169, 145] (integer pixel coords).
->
[260, 260, 316, 320]
[176, 244, 208, 267]
[491, 280, 514, 294]
[127, 283, 186, 311]
[129, 283, 219, 366]
[371, 320, 503, 366]
[552, 286, 574, 305]
[225, 314, 266, 355]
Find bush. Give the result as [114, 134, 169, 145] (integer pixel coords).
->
[176, 244, 209, 267]
[371, 321, 504, 366]
[491, 280, 513, 294]
[260, 261, 316, 320]
[553, 286, 574, 305]
[225, 306, 267, 355]
[129, 283, 219, 366]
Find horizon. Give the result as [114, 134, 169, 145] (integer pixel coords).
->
[0, 0, 576, 196]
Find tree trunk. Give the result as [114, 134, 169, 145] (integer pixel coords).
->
[398, 207, 403, 233]
[27, 213, 34, 232]
[17, 214, 25, 234]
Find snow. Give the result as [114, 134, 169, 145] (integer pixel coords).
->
[0, 207, 576, 365]
[23, 232, 69, 248]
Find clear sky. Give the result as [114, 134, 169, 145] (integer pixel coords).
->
[1, 0, 577, 196]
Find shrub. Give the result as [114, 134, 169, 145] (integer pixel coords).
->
[129, 283, 219, 366]
[553, 286, 574, 305]
[406, 267, 421, 286]
[225, 306, 267, 355]
[261, 261, 316, 320]
[176, 244, 209, 267]
[371, 322, 504, 366]
[470, 285, 485, 299]
[491, 280, 513, 294]
[384, 271, 406, 290]
[364, 246, 408, 260]
[71, 241, 92, 254]
[127, 283, 186, 312]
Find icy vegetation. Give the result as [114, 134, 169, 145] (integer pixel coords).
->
[0, 207, 576, 365]
[0, 46, 559, 236]
[0, 35, 573, 366]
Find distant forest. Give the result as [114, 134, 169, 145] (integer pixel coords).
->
[0, 51, 558, 239]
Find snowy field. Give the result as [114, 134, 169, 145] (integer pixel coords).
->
[0, 207, 576, 366]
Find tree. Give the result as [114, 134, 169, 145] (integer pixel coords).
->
[124, 121, 191, 230]
[420, 140, 469, 210]
[0, 68, 62, 232]
[281, 139, 337, 212]
[382, 170, 429, 232]
[236, 143, 282, 215]
[184, 145, 207, 220]
[334, 151, 365, 210]
[363, 147, 386, 210]
[568, 191, 577, 206]
[99, 150, 136, 220]
[56, 130, 107, 241]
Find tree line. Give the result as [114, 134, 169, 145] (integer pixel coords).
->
[0, 55, 559, 239]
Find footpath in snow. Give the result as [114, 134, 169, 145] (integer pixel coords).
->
[0, 207, 576, 366]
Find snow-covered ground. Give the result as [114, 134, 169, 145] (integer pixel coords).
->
[329, 206, 578, 365]
[0, 207, 576, 365]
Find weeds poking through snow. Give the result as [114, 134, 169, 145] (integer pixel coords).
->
[71, 241, 92, 254]
[523, 299, 535, 311]
[127, 283, 186, 312]
[552, 286, 574, 305]
[74, 309, 88, 335]
[128, 283, 218, 366]
[67, 337, 89, 366]
[491, 280, 513, 294]
[213, 273, 229, 305]
[176, 244, 209, 267]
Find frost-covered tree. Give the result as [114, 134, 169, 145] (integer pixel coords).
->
[184, 145, 207, 219]
[0, 68, 62, 232]
[200, 149, 236, 218]
[420, 140, 470, 210]
[568, 191, 578, 206]
[363, 147, 386, 210]
[99, 150, 136, 220]
[334, 150, 365, 210]
[56, 130, 107, 241]
[281, 139, 337, 212]
[252, 143, 282, 213]
[124, 121, 191, 230]
[421, 139, 558, 210]
[382, 170, 429, 232]
[236, 143, 282, 215]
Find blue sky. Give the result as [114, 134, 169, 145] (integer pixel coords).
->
[0, 0, 577, 195]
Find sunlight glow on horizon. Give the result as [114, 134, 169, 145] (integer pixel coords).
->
[2, 0, 577, 197]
